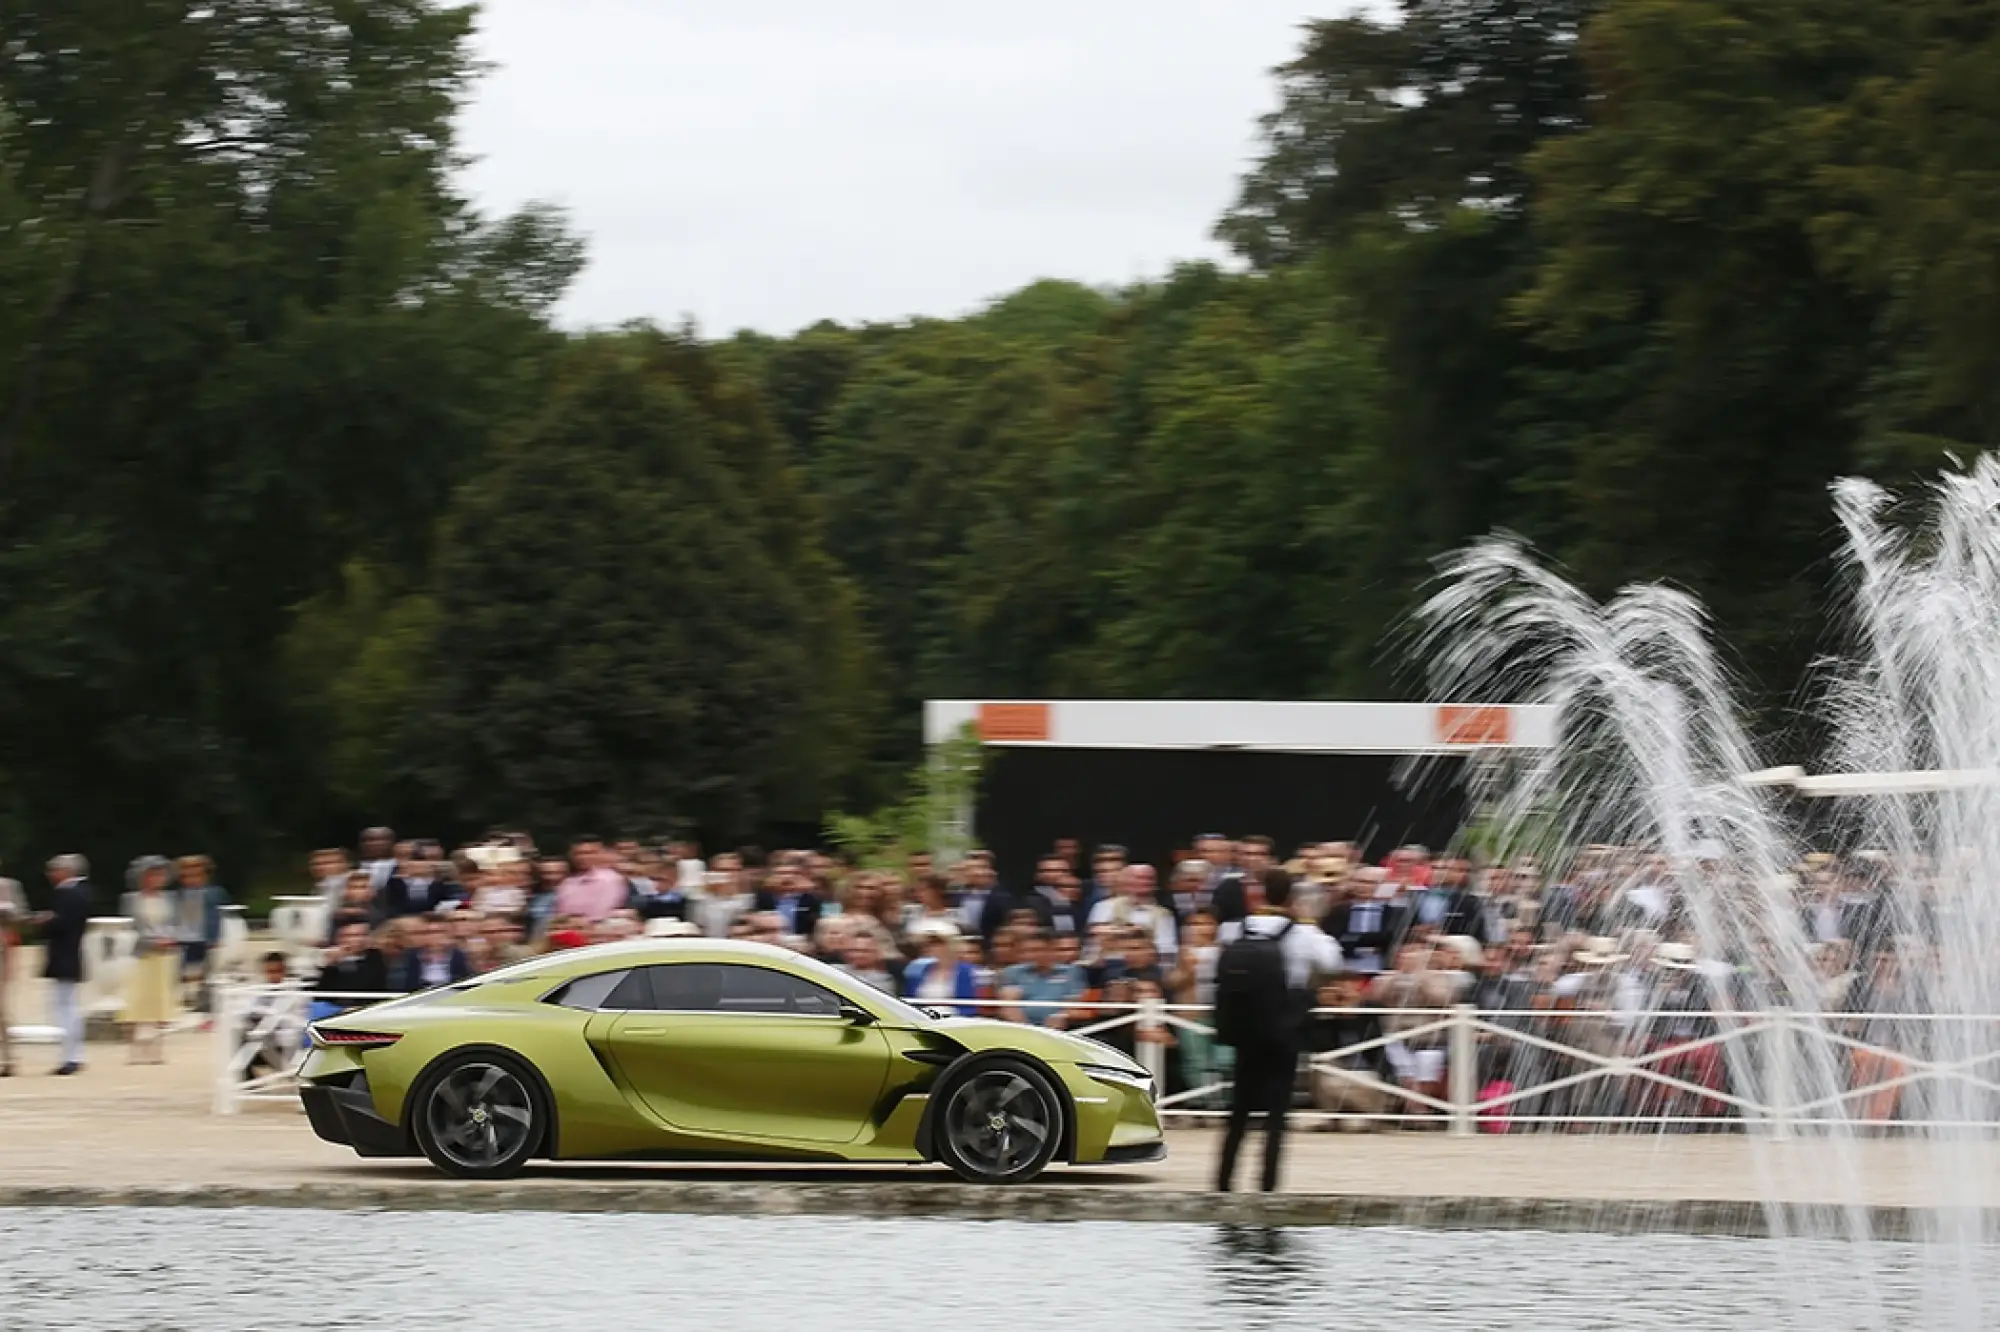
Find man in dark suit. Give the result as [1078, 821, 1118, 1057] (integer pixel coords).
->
[399, 915, 472, 991]
[39, 854, 92, 1074]
[316, 915, 390, 998]
[1023, 855, 1085, 936]
[752, 854, 824, 941]
[379, 843, 464, 918]
[1192, 832, 1240, 924]
[951, 853, 1012, 942]
[1409, 856, 1495, 945]
[1320, 870, 1410, 974]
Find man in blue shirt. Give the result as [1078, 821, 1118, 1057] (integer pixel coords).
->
[996, 929, 1086, 1029]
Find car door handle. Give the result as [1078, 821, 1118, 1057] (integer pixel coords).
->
[624, 1026, 670, 1036]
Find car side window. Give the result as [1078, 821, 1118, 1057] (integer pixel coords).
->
[547, 969, 632, 1011]
[595, 963, 847, 1015]
[716, 963, 844, 1017]
[649, 963, 724, 1011]
[601, 968, 658, 1011]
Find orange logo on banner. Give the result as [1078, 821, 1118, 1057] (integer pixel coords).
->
[977, 702, 1052, 742]
[1436, 705, 1511, 746]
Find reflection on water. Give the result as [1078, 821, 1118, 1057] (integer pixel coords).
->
[0, 1207, 1992, 1331]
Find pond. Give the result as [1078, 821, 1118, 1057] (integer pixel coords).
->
[0, 1207, 1985, 1331]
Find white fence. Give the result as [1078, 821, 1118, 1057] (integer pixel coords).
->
[212, 985, 2000, 1135]
[213, 986, 408, 1113]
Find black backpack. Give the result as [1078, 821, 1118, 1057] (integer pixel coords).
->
[1212, 920, 1300, 1049]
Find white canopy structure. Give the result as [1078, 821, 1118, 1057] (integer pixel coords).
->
[921, 700, 1559, 867]
[922, 699, 1559, 754]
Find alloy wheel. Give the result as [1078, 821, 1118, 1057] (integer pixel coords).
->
[423, 1061, 535, 1172]
[943, 1069, 1054, 1179]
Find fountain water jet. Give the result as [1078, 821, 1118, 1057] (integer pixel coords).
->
[1416, 458, 2000, 1329]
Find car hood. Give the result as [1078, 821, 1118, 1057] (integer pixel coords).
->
[925, 1016, 1149, 1076]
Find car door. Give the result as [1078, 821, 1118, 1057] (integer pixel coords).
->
[603, 962, 892, 1146]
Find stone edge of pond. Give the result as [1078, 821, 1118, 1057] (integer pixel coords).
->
[0, 1184, 1938, 1237]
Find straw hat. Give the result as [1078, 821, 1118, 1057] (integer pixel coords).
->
[1654, 941, 1698, 970]
[464, 844, 524, 871]
[1573, 935, 1627, 966]
[643, 918, 702, 938]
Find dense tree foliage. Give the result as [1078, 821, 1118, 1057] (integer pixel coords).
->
[0, 0, 578, 888]
[4, 0, 1998, 889]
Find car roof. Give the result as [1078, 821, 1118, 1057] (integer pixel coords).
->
[475, 937, 836, 984]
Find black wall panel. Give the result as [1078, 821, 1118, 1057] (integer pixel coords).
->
[973, 748, 1468, 885]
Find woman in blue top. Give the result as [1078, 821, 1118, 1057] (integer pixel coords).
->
[900, 922, 980, 1015]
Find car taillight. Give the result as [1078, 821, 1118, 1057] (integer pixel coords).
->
[311, 1028, 402, 1050]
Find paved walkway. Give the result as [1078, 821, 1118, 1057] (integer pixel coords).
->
[5, 1032, 2000, 1229]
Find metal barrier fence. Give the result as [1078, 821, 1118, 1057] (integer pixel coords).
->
[210, 984, 2000, 1135]
[213, 986, 408, 1114]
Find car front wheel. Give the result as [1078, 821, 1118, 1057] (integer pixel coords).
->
[933, 1056, 1064, 1184]
[411, 1051, 543, 1179]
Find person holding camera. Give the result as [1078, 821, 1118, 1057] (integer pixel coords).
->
[1211, 866, 1342, 1192]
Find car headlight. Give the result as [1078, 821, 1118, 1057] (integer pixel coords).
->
[1079, 1062, 1153, 1094]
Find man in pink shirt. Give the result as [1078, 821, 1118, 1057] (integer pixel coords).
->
[555, 836, 630, 923]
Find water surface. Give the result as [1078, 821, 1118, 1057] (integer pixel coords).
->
[1, 1207, 1988, 1331]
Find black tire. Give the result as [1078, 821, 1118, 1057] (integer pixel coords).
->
[931, 1055, 1065, 1184]
[409, 1049, 545, 1180]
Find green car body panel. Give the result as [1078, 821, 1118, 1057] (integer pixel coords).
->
[299, 939, 1165, 1179]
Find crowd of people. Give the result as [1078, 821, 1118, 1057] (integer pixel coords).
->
[1, 829, 1933, 1132]
[286, 829, 1928, 1128]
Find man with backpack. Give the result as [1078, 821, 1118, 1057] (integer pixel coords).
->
[1211, 865, 1342, 1192]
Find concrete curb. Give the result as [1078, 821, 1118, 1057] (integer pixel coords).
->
[0, 1183, 1939, 1236]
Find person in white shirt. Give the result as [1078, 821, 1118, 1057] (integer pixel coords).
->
[1215, 867, 1342, 1192]
[1219, 883, 1345, 985]
[1086, 864, 1178, 962]
[696, 851, 754, 939]
[673, 840, 708, 895]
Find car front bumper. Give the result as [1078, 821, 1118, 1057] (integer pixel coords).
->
[1100, 1140, 1168, 1165]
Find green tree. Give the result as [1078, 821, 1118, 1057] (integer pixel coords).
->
[1807, 0, 2000, 466]
[1053, 262, 1390, 696]
[282, 561, 439, 819]
[1217, 0, 1600, 266]
[1215, 0, 1603, 676]
[809, 319, 1094, 757]
[1514, 0, 1892, 690]
[414, 329, 876, 842]
[0, 0, 579, 884]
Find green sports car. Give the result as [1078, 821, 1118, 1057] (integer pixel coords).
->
[299, 938, 1165, 1183]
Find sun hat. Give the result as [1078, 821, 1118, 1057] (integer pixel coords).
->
[1573, 935, 1627, 966]
[1654, 941, 1698, 969]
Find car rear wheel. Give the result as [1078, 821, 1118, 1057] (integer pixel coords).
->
[411, 1051, 543, 1179]
[933, 1056, 1064, 1184]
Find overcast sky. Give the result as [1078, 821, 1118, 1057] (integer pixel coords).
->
[455, 2, 1348, 335]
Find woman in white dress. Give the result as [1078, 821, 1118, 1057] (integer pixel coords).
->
[120, 855, 180, 1063]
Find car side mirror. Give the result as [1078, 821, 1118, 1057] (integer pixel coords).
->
[839, 1002, 876, 1026]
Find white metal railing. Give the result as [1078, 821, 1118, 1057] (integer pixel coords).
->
[211, 982, 2000, 1135]
[213, 986, 407, 1113]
